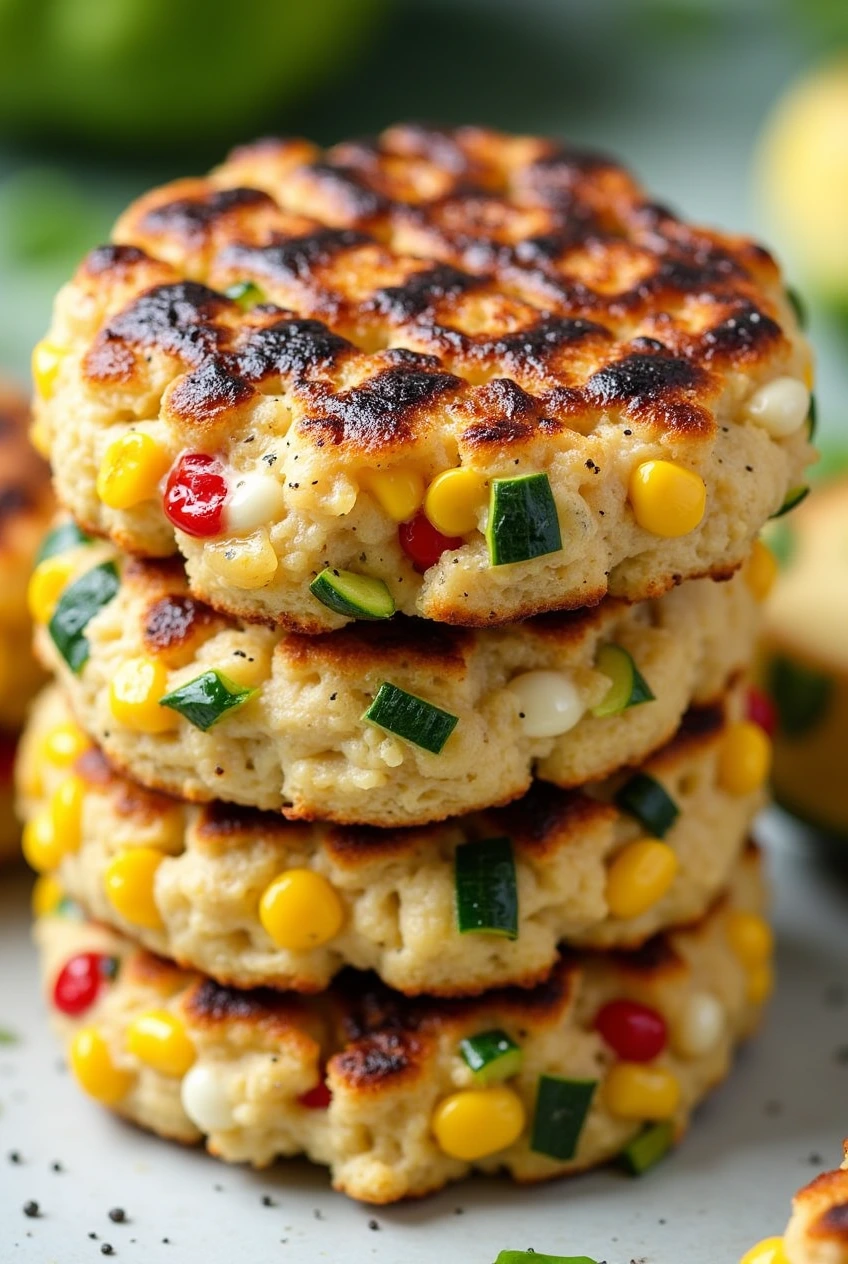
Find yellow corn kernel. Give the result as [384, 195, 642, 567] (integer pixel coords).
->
[259, 869, 344, 952]
[432, 1086, 526, 1160]
[30, 418, 51, 457]
[205, 529, 279, 590]
[32, 340, 66, 400]
[27, 556, 75, 624]
[22, 809, 64, 873]
[103, 847, 165, 929]
[31, 873, 64, 918]
[96, 432, 171, 510]
[739, 1237, 789, 1264]
[603, 1063, 681, 1121]
[40, 720, 92, 767]
[50, 775, 85, 856]
[747, 962, 775, 1006]
[126, 1010, 196, 1077]
[745, 539, 779, 601]
[718, 721, 772, 795]
[69, 1027, 133, 1105]
[109, 657, 178, 734]
[726, 911, 774, 968]
[628, 460, 707, 538]
[423, 468, 488, 536]
[606, 839, 678, 920]
[360, 466, 425, 523]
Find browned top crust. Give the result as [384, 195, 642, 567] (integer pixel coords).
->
[789, 1148, 848, 1255]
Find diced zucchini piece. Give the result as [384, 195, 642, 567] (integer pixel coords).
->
[225, 280, 266, 309]
[614, 772, 679, 838]
[362, 682, 458, 754]
[495, 1253, 599, 1264]
[310, 568, 395, 620]
[768, 655, 833, 737]
[486, 473, 562, 567]
[590, 644, 655, 717]
[159, 669, 256, 731]
[620, 1121, 675, 1175]
[807, 393, 817, 440]
[48, 561, 119, 674]
[455, 837, 518, 938]
[35, 520, 92, 565]
[770, 486, 809, 519]
[530, 1074, 597, 1161]
[460, 1029, 523, 1085]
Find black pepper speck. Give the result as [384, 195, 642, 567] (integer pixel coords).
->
[100, 1245, 114, 1257]
[9, 1151, 22, 1164]
[23, 1201, 40, 1219]
[368, 1219, 380, 1231]
[261, 1195, 276, 1208]
[108, 1208, 127, 1224]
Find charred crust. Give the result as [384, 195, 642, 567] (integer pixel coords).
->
[219, 229, 372, 283]
[485, 314, 612, 369]
[298, 364, 460, 449]
[85, 281, 229, 381]
[140, 186, 276, 239]
[81, 242, 151, 277]
[610, 933, 681, 976]
[143, 593, 218, 656]
[279, 615, 473, 673]
[368, 263, 479, 321]
[234, 317, 352, 381]
[300, 161, 390, 221]
[331, 1029, 422, 1090]
[195, 800, 293, 841]
[698, 302, 783, 363]
[584, 350, 705, 408]
[166, 358, 255, 423]
[488, 780, 611, 856]
[185, 976, 310, 1029]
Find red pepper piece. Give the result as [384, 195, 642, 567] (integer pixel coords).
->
[595, 999, 668, 1062]
[399, 513, 462, 573]
[164, 453, 228, 538]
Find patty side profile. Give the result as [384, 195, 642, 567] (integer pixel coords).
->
[32, 124, 814, 631]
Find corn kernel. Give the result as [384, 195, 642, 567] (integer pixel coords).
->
[747, 962, 775, 1006]
[628, 460, 707, 538]
[69, 1027, 133, 1105]
[40, 720, 92, 767]
[27, 556, 75, 623]
[22, 809, 64, 873]
[739, 1237, 789, 1264]
[744, 377, 810, 438]
[424, 468, 488, 536]
[603, 1063, 681, 1121]
[103, 847, 165, 929]
[205, 529, 279, 590]
[718, 722, 771, 795]
[360, 466, 425, 523]
[96, 432, 171, 510]
[432, 1086, 526, 1160]
[606, 839, 678, 920]
[31, 873, 64, 918]
[726, 911, 774, 968]
[50, 775, 85, 856]
[126, 1009, 196, 1077]
[259, 869, 344, 952]
[109, 657, 178, 733]
[745, 539, 779, 602]
[30, 418, 51, 457]
[32, 340, 66, 400]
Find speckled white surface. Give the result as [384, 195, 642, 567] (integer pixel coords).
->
[1, 809, 846, 1264]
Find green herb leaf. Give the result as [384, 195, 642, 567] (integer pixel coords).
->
[48, 561, 119, 674]
[362, 682, 458, 754]
[614, 772, 679, 838]
[530, 1075, 597, 1161]
[495, 1253, 599, 1264]
[768, 655, 833, 738]
[225, 280, 267, 309]
[35, 521, 92, 566]
[455, 837, 518, 938]
[159, 670, 256, 732]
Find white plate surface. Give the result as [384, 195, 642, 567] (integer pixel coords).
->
[1, 808, 846, 1264]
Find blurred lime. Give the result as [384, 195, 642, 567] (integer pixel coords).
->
[0, 0, 386, 150]
[758, 60, 848, 309]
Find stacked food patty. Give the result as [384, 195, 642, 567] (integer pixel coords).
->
[22, 123, 813, 1202]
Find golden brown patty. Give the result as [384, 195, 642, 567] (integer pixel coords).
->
[37, 846, 769, 1205]
[34, 124, 812, 631]
[33, 532, 760, 825]
[19, 684, 763, 995]
[760, 479, 848, 834]
[0, 383, 52, 729]
[784, 1145, 848, 1264]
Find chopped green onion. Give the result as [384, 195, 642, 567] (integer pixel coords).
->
[310, 568, 395, 620]
[225, 280, 266, 309]
[530, 1075, 597, 1161]
[614, 772, 679, 838]
[35, 520, 92, 565]
[159, 669, 256, 731]
[460, 1030, 523, 1085]
[620, 1121, 675, 1175]
[590, 644, 655, 717]
[362, 682, 458, 754]
[48, 561, 119, 674]
[770, 486, 809, 519]
[455, 837, 518, 938]
[768, 655, 833, 738]
[495, 1253, 599, 1264]
[486, 473, 562, 567]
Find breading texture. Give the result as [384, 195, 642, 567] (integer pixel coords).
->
[34, 534, 758, 825]
[34, 124, 813, 631]
[20, 683, 762, 994]
[37, 846, 768, 1204]
[784, 1145, 848, 1264]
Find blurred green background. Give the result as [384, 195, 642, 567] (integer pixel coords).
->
[1, 0, 846, 462]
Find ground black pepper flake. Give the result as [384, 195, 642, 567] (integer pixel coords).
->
[100, 1245, 114, 1256]
[162, 1237, 171, 1244]
[89, 1232, 98, 1239]
[23, 1201, 40, 1218]
[261, 1195, 276, 1207]
[368, 1219, 380, 1231]
[50, 1161, 63, 1172]
[808, 1152, 824, 1166]
[108, 1208, 127, 1223]
[9, 1151, 22, 1164]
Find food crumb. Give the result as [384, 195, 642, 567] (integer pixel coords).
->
[261, 1195, 276, 1208]
[368, 1219, 380, 1231]
[100, 1245, 115, 1257]
[9, 1151, 22, 1164]
[108, 1208, 127, 1224]
[51, 1161, 63, 1173]
[23, 1201, 40, 1218]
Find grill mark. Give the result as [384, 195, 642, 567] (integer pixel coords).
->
[219, 229, 371, 281]
[186, 977, 307, 1026]
[82, 243, 150, 276]
[302, 162, 390, 220]
[584, 351, 703, 407]
[368, 263, 479, 321]
[140, 187, 275, 238]
[86, 281, 230, 382]
[699, 303, 782, 361]
[332, 1030, 419, 1088]
[144, 594, 216, 655]
[486, 315, 611, 370]
[383, 123, 472, 174]
[299, 364, 460, 448]
[233, 318, 352, 381]
[167, 358, 254, 422]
